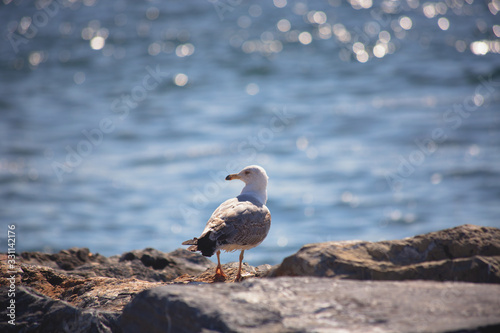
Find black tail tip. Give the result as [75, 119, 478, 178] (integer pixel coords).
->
[197, 232, 216, 257]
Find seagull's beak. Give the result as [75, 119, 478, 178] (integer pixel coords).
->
[225, 173, 241, 181]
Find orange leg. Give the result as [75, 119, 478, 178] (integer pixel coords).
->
[236, 250, 245, 281]
[215, 250, 226, 278]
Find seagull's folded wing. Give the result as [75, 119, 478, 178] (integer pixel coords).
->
[202, 197, 271, 251]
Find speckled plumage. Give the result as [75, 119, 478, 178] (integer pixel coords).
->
[198, 194, 270, 254]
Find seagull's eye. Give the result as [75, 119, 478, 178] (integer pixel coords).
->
[244, 171, 250, 175]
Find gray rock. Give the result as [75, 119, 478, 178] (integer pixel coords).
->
[119, 248, 216, 277]
[7, 225, 500, 332]
[270, 224, 500, 283]
[120, 277, 500, 333]
[0, 286, 120, 333]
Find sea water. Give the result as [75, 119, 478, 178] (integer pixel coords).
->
[1, 0, 499, 265]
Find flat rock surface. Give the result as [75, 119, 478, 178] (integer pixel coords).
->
[121, 277, 500, 333]
[270, 224, 500, 283]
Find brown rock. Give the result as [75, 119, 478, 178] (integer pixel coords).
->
[1, 247, 216, 333]
[18, 247, 215, 282]
[270, 224, 500, 283]
[1, 258, 162, 313]
[20, 247, 108, 271]
[173, 262, 273, 284]
[0, 247, 216, 317]
[4, 225, 500, 333]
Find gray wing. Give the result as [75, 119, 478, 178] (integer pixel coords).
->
[201, 196, 271, 251]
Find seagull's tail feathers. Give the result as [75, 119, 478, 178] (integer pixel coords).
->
[182, 238, 197, 245]
[182, 232, 216, 257]
[182, 238, 199, 252]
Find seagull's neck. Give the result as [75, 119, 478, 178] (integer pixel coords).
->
[240, 184, 267, 205]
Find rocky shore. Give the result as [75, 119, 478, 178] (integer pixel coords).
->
[1, 224, 500, 332]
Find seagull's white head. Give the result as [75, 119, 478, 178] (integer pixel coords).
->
[226, 165, 268, 204]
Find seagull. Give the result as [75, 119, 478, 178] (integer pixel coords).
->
[182, 165, 271, 281]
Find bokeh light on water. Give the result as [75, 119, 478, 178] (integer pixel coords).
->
[0, 0, 499, 265]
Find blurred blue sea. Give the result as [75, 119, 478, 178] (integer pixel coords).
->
[1, 0, 499, 265]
